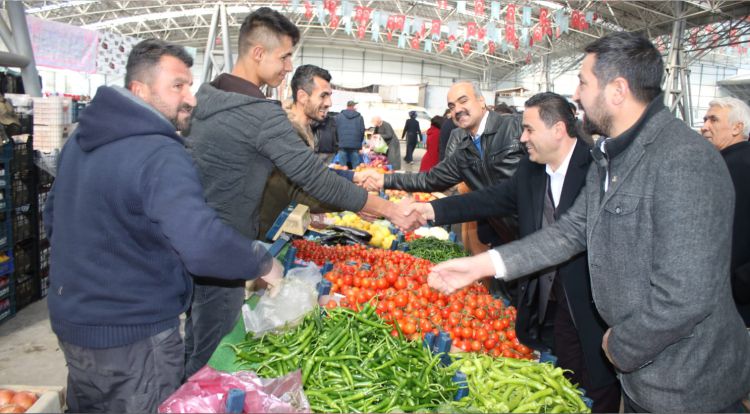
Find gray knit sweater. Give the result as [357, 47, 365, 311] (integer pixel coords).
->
[186, 83, 367, 240]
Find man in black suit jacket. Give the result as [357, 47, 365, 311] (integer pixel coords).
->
[412, 92, 620, 412]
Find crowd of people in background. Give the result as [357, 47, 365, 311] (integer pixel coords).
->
[39, 4, 750, 413]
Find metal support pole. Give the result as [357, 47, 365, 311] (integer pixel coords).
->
[200, 4, 221, 84]
[0, 50, 30, 67]
[0, 16, 17, 53]
[220, 2, 233, 73]
[6, 1, 42, 96]
[663, 1, 691, 123]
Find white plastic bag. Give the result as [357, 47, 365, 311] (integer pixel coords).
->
[242, 268, 319, 338]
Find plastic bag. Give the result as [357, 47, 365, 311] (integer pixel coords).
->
[158, 366, 310, 413]
[368, 134, 389, 154]
[242, 274, 318, 337]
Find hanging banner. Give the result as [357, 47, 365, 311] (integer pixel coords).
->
[457, 1, 466, 14]
[522, 6, 532, 26]
[96, 31, 140, 76]
[467, 22, 478, 38]
[506, 4, 516, 24]
[438, 39, 446, 51]
[431, 19, 442, 38]
[424, 38, 433, 52]
[26, 15, 98, 73]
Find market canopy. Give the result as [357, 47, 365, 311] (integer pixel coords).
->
[19, 0, 750, 78]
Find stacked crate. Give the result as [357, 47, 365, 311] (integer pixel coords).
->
[37, 167, 53, 299]
[31, 97, 72, 153]
[0, 142, 14, 323]
[10, 138, 40, 312]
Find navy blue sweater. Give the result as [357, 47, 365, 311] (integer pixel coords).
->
[335, 109, 365, 149]
[45, 86, 272, 349]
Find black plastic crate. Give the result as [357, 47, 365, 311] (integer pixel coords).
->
[12, 177, 29, 207]
[14, 274, 39, 311]
[12, 212, 32, 243]
[12, 244, 33, 276]
[12, 140, 31, 173]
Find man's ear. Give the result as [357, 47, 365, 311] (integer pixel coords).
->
[129, 80, 150, 102]
[296, 88, 309, 105]
[251, 44, 265, 62]
[732, 121, 745, 138]
[609, 77, 629, 105]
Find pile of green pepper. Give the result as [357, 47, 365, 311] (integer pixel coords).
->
[227, 305, 458, 413]
[406, 237, 468, 263]
[449, 354, 590, 413]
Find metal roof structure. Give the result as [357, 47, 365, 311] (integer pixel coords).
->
[12, 0, 750, 79]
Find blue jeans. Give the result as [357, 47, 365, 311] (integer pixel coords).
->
[337, 149, 360, 169]
[183, 279, 245, 379]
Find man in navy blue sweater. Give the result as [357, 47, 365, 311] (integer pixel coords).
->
[43, 39, 282, 413]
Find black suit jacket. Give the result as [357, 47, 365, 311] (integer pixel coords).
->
[431, 139, 616, 388]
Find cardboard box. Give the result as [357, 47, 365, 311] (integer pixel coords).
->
[0, 385, 65, 413]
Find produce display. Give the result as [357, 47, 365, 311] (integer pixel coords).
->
[227, 306, 458, 413]
[0, 389, 38, 413]
[384, 189, 438, 203]
[326, 212, 395, 249]
[406, 236, 468, 263]
[449, 354, 590, 413]
[292, 239, 533, 358]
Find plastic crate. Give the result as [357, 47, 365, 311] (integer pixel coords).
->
[12, 246, 32, 276]
[12, 212, 32, 243]
[12, 140, 32, 173]
[0, 218, 11, 250]
[0, 252, 13, 276]
[12, 178, 30, 207]
[0, 300, 13, 324]
[0, 158, 10, 188]
[14, 274, 39, 311]
[33, 124, 71, 152]
[40, 275, 49, 299]
[0, 274, 10, 299]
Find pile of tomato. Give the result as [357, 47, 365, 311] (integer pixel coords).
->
[292, 239, 534, 359]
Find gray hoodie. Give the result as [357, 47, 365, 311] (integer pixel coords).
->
[186, 83, 367, 240]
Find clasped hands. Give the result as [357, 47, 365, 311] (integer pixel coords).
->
[353, 170, 436, 232]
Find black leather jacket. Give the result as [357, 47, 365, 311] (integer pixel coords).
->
[385, 111, 524, 192]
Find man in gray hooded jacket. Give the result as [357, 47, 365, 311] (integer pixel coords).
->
[183, 7, 424, 378]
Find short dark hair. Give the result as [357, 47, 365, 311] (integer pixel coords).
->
[291, 65, 331, 103]
[430, 115, 444, 128]
[494, 102, 514, 114]
[584, 31, 663, 104]
[524, 92, 577, 137]
[124, 39, 193, 89]
[238, 7, 300, 56]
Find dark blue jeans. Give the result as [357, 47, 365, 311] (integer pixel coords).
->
[183, 279, 245, 379]
[337, 149, 360, 169]
[60, 327, 183, 413]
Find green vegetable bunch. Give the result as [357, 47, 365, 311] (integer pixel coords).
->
[407, 236, 468, 263]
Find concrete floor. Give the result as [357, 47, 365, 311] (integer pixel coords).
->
[0, 140, 426, 389]
[0, 298, 67, 388]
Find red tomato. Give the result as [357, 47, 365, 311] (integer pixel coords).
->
[474, 308, 487, 320]
[394, 277, 407, 290]
[470, 340, 482, 352]
[325, 300, 338, 310]
[484, 338, 497, 350]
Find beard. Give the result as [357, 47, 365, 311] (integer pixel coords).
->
[580, 93, 612, 137]
[304, 101, 327, 123]
[150, 94, 193, 133]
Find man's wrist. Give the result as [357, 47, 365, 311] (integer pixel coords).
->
[486, 249, 507, 279]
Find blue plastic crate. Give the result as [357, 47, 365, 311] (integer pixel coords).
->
[0, 274, 10, 299]
[0, 255, 13, 277]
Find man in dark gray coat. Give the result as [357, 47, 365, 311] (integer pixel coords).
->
[183, 7, 424, 378]
[427, 32, 750, 413]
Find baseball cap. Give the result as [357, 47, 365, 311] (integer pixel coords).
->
[346, 100, 358, 107]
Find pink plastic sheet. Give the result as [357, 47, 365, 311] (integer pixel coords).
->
[158, 366, 310, 413]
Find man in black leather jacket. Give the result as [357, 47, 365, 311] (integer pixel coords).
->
[360, 81, 524, 246]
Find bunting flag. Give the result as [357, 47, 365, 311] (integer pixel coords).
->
[394, 14, 406, 31]
[437, 0, 448, 10]
[411, 36, 421, 50]
[386, 14, 395, 31]
[292, 0, 300, 8]
[557, 10, 569, 34]
[689, 27, 698, 47]
[522, 6, 531, 26]
[500, 37, 508, 52]
[316, 1, 325, 23]
[379, 11, 389, 28]
[398, 32, 407, 48]
[539, 8, 551, 36]
[457, 1, 466, 14]
[431, 19, 442, 38]
[450, 39, 458, 53]
[488, 40, 496, 54]
[330, 14, 340, 28]
[476, 41, 485, 54]
[490, 1, 500, 21]
[505, 22, 516, 43]
[357, 24, 366, 38]
[371, 18, 380, 41]
[304, 1, 313, 20]
[424, 38, 433, 52]
[506, 4, 516, 24]
[462, 41, 471, 54]
[448, 21, 459, 38]
[585, 11, 594, 24]
[345, 18, 353, 34]
[478, 26, 486, 40]
[474, 0, 485, 17]
[324, 0, 337, 15]
[438, 39, 446, 51]
[533, 25, 543, 42]
[341, 0, 352, 18]
[403, 17, 412, 34]
[387, 30, 394, 41]
[467, 22, 478, 38]
[414, 17, 424, 37]
[520, 27, 529, 50]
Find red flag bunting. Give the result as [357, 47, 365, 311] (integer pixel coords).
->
[387, 15, 395, 31]
[463, 41, 471, 54]
[357, 25, 366, 39]
[506, 4, 516, 23]
[330, 14, 340, 28]
[475, 0, 485, 17]
[505, 23, 516, 43]
[438, 39, 446, 51]
[387, 31, 394, 41]
[431, 20, 442, 36]
[304, 1, 313, 20]
[411, 37, 421, 49]
[438, 0, 448, 9]
[478, 27, 486, 40]
[533, 25, 543, 42]
[467, 22, 478, 38]
[488, 40, 495, 54]
[394, 15, 406, 31]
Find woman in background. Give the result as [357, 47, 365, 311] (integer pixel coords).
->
[419, 115, 443, 172]
[401, 110, 422, 164]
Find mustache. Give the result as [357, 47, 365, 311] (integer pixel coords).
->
[179, 103, 194, 113]
[454, 110, 468, 119]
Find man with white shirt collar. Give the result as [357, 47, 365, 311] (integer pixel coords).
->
[411, 92, 620, 412]
[359, 80, 525, 247]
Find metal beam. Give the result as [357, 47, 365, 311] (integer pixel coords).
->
[200, 3, 220, 84]
[663, 1, 691, 125]
[0, 50, 30, 67]
[7, 1, 42, 96]
[0, 15, 17, 53]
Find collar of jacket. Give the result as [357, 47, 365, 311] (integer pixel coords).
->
[211, 73, 266, 99]
[602, 93, 665, 160]
[720, 140, 750, 158]
[285, 107, 315, 148]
